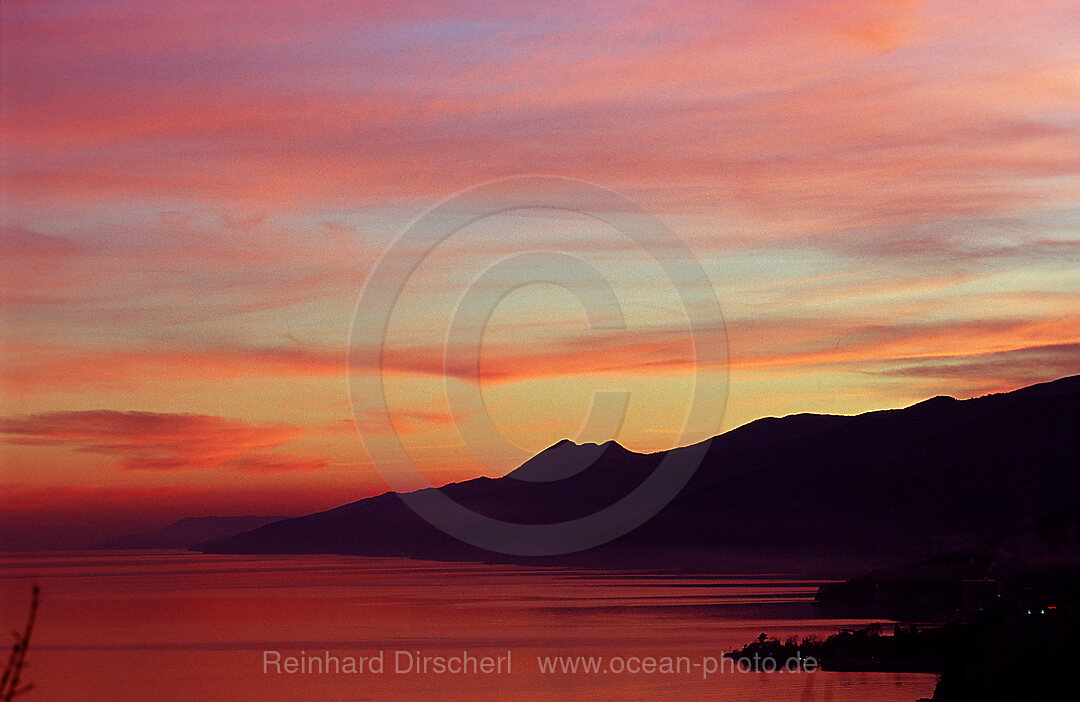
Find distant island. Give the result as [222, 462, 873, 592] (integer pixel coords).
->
[95, 515, 291, 550]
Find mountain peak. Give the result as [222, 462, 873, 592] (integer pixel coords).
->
[548, 438, 623, 450]
[508, 438, 629, 482]
[911, 394, 957, 408]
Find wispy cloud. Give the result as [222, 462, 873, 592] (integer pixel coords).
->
[6, 310, 1078, 395]
[878, 342, 1080, 395]
[4, 0, 1078, 219]
[0, 410, 326, 473]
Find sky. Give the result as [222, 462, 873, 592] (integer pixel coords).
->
[2, 0, 1079, 547]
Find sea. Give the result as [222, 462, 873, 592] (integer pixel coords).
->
[0, 551, 937, 701]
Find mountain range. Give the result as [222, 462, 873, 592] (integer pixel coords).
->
[200, 375, 1080, 575]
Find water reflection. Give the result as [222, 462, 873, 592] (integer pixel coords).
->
[0, 552, 936, 701]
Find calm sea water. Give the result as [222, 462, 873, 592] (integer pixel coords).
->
[0, 552, 936, 701]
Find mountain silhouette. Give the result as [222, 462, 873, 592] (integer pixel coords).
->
[200, 375, 1080, 574]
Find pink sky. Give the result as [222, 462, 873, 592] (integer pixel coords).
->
[2, 0, 1079, 547]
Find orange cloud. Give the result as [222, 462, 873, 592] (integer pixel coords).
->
[795, 0, 921, 51]
[5, 310, 1079, 397]
[0, 410, 325, 473]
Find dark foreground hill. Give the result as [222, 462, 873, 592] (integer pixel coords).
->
[815, 501, 1080, 619]
[200, 376, 1080, 574]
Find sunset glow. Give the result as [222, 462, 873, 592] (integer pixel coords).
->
[2, 0, 1079, 548]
